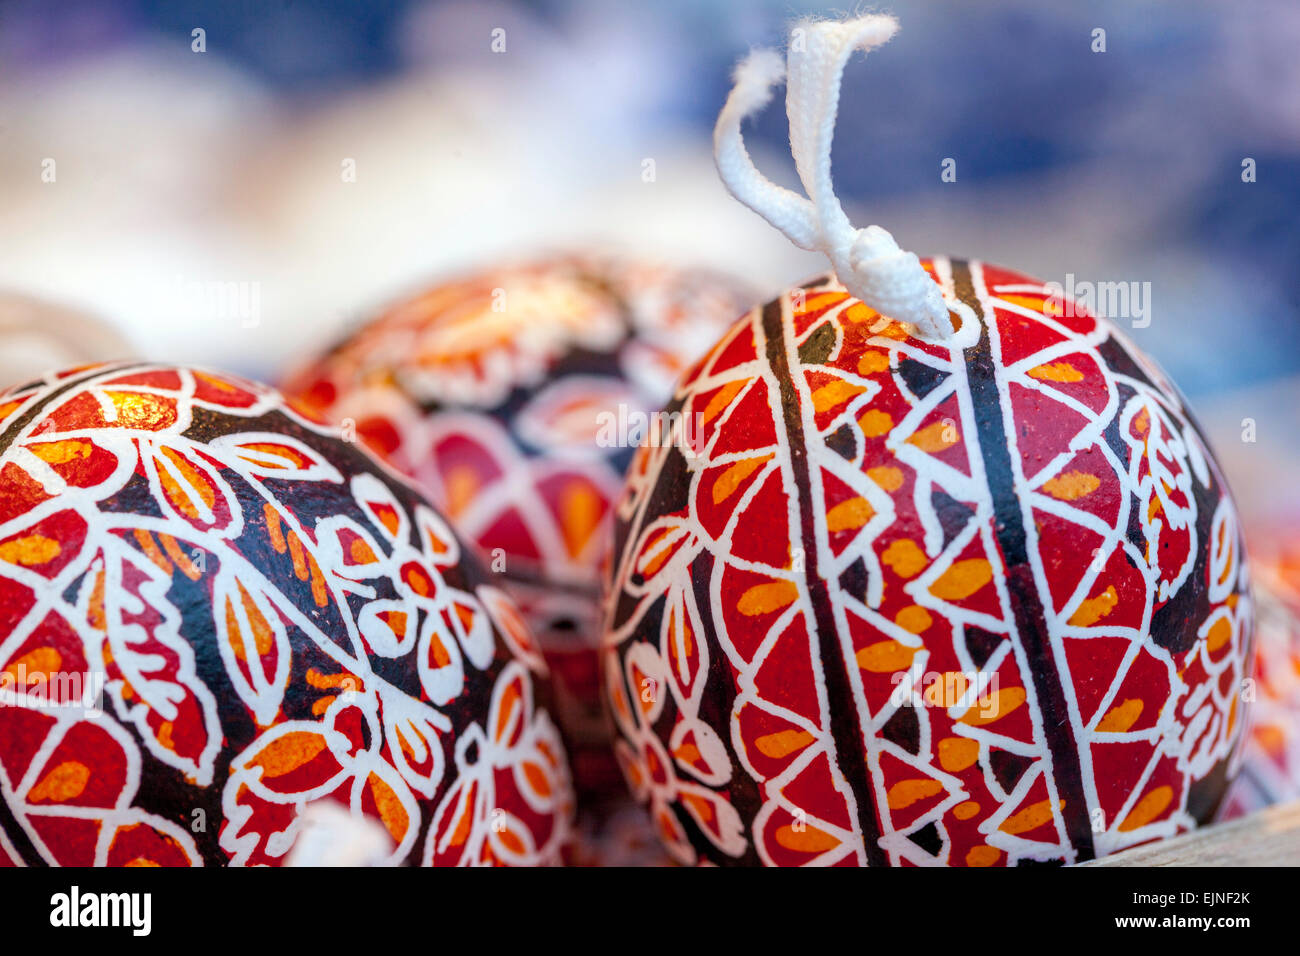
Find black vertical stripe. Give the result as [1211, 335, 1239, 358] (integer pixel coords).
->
[952, 260, 1096, 861]
[761, 298, 888, 866]
[0, 781, 44, 866]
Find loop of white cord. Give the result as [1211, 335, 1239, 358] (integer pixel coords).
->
[713, 15, 952, 341]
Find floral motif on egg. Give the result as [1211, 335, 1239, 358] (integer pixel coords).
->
[603, 259, 1253, 866]
[0, 363, 571, 866]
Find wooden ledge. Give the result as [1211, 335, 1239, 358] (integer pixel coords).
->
[1083, 801, 1300, 866]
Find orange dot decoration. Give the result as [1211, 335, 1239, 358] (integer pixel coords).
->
[0, 363, 572, 866]
[601, 259, 1254, 865]
[281, 256, 753, 795]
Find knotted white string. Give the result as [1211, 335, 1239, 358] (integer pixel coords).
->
[714, 15, 952, 341]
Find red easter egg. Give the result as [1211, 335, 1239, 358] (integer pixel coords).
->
[282, 256, 753, 795]
[0, 363, 572, 866]
[602, 259, 1254, 866]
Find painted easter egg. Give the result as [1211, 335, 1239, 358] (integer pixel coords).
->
[602, 259, 1254, 866]
[282, 256, 753, 794]
[1222, 542, 1300, 817]
[0, 363, 572, 866]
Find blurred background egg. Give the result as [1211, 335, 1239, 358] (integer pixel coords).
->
[282, 255, 754, 796]
[0, 292, 134, 389]
[1222, 536, 1300, 817]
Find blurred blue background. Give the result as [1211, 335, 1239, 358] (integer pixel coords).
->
[1, 0, 1297, 525]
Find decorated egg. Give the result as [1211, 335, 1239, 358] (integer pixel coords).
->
[1222, 544, 1300, 817]
[603, 261, 1254, 866]
[0, 363, 572, 866]
[282, 255, 753, 794]
[601, 15, 1254, 866]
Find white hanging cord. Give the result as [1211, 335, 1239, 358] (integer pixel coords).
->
[714, 15, 952, 341]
